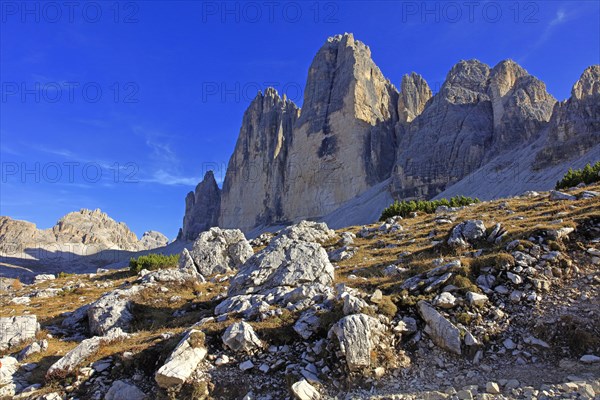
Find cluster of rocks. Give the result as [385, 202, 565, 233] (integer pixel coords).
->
[1, 210, 599, 399]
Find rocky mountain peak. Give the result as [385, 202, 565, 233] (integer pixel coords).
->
[444, 59, 490, 93]
[398, 72, 432, 123]
[52, 208, 139, 248]
[218, 85, 300, 232]
[180, 171, 221, 241]
[488, 59, 528, 97]
[571, 65, 600, 100]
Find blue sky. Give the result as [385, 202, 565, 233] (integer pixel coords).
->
[1, 0, 599, 239]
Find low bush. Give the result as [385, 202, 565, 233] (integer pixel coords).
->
[129, 253, 179, 275]
[555, 161, 600, 189]
[380, 196, 480, 220]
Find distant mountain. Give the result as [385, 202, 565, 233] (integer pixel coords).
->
[180, 33, 600, 240]
[0, 209, 169, 279]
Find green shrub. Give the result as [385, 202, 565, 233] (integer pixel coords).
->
[129, 253, 180, 275]
[556, 161, 600, 189]
[380, 196, 480, 220]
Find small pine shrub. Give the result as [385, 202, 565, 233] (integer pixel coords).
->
[380, 196, 480, 220]
[129, 253, 179, 275]
[555, 161, 600, 189]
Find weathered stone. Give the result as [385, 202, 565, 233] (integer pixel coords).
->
[448, 220, 486, 247]
[0, 356, 18, 386]
[155, 330, 207, 388]
[47, 328, 127, 378]
[434, 292, 457, 309]
[417, 301, 462, 355]
[187, 227, 253, 276]
[466, 291, 488, 307]
[138, 230, 169, 250]
[486, 382, 501, 394]
[88, 286, 142, 336]
[580, 354, 600, 364]
[227, 236, 334, 297]
[291, 379, 321, 400]
[294, 309, 321, 340]
[328, 313, 385, 371]
[222, 322, 263, 353]
[549, 190, 577, 201]
[105, 380, 146, 400]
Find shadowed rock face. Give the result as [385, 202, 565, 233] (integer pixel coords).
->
[391, 59, 556, 199]
[534, 65, 600, 168]
[219, 88, 299, 232]
[179, 171, 221, 241]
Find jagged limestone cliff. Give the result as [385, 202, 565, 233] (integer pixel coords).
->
[180, 34, 599, 239]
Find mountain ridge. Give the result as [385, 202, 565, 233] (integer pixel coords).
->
[180, 33, 599, 240]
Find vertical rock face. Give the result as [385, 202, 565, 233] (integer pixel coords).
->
[180, 171, 221, 241]
[397, 72, 432, 124]
[534, 65, 600, 168]
[219, 88, 300, 231]
[282, 33, 399, 221]
[392, 59, 556, 199]
[487, 60, 556, 153]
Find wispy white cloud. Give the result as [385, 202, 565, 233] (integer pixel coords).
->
[517, 8, 572, 63]
[143, 169, 200, 186]
[549, 9, 567, 27]
[131, 126, 202, 187]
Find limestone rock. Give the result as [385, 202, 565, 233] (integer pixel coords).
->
[580, 354, 600, 364]
[155, 330, 207, 388]
[88, 286, 142, 336]
[434, 292, 457, 309]
[0, 316, 39, 351]
[291, 379, 321, 400]
[328, 313, 385, 371]
[227, 236, 334, 297]
[104, 380, 146, 400]
[549, 190, 577, 201]
[448, 220, 486, 247]
[283, 33, 399, 222]
[274, 220, 336, 244]
[179, 171, 221, 241]
[466, 291, 488, 307]
[222, 322, 263, 353]
[392, 59, 555, 199]
[47, 328, 127, 378]
[187, 227, 253, 276]
[294, 309, 321, 340]
[417, 301, 462, 355]
[0, 356, 18, 386]
[52, 208, 141, 250]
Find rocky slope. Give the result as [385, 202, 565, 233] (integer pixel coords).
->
[0, 209, 169, 280]
[181, 33, 599, 239]
[1, 185, 599, 399]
